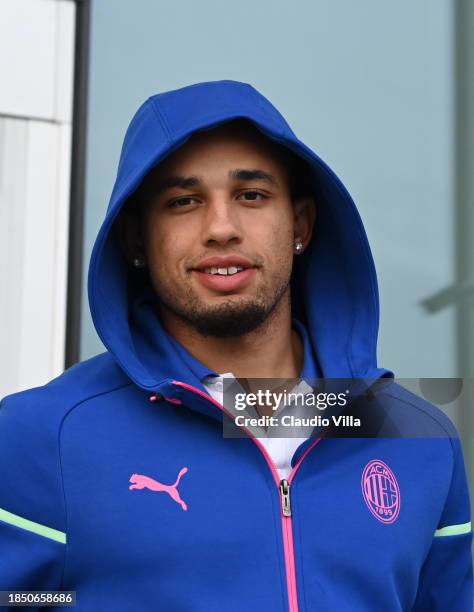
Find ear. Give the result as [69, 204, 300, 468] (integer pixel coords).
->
[114, 199, 147, 266]
[293, 195, 316, 250]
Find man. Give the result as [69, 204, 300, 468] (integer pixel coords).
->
[0, 80, 472, 611]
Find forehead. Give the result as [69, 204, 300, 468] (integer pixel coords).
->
[150, 120, 289, 180]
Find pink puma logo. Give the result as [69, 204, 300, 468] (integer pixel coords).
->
[129, 467, 189, 511]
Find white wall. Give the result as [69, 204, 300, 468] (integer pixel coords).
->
[0, 0, 75, 397]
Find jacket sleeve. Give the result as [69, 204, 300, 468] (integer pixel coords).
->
[412, 434, 473, 611]
[0, 392, 66, 609]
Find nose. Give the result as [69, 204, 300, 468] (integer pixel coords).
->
[201, 196, 243, 247]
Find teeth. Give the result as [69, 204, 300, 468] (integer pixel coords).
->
[202, 266, 245, 276]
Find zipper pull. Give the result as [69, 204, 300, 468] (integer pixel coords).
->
[279, 479, 292, 517]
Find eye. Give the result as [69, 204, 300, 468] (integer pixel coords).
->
[168, 196, 198, 208]
[238, 190, 267, 201]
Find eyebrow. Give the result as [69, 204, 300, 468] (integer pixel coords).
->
[151, 175, 200, 198]
[152, 168, 279, 197]
[229, 168, 279, 186]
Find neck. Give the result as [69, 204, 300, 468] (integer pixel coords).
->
[158, 293, 304, 379]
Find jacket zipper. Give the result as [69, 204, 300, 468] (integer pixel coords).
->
[171, 380, 322, 612]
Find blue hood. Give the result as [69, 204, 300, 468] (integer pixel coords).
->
[88, 79, 393, 390]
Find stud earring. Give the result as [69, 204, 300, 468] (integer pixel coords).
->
[294, 239, 304, 254]
[133, 256, 146, 268]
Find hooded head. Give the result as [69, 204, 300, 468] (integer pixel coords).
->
[115, 117, 316, 340]
[88, 79, 392, 391]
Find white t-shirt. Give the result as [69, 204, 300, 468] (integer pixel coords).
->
[202, 373, 315, 481]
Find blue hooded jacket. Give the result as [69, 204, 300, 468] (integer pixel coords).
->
[0, 80, 472, 611]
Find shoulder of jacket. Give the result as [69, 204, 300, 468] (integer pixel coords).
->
[377, 380, 460, 440]
[0, 352, 133, 531]
[0, 351, 132, 431]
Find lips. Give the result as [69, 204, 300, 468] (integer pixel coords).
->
[190, 255, 258, 293]
[192, 267, 257, 292]
[192, 255, 255, 272]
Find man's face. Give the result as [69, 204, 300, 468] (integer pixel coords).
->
[136, 123, 313, 337]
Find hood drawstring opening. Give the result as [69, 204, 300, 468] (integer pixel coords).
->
[149, 393, 182, 405]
